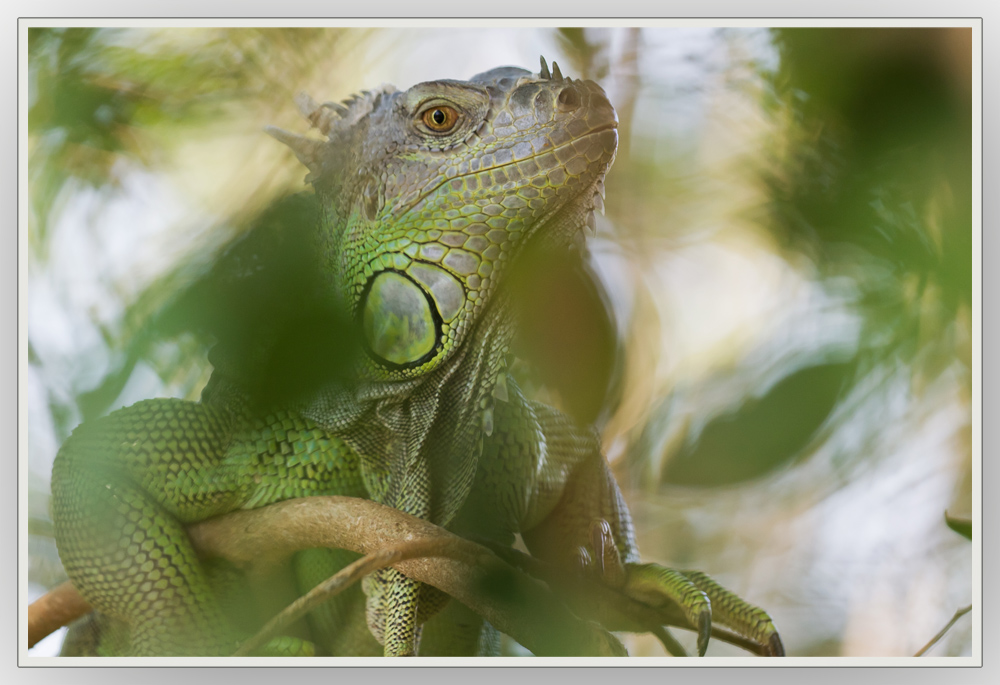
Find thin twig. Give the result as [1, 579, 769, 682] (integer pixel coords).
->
[232, 538, 457, 656]
[914, 604, 972, 656]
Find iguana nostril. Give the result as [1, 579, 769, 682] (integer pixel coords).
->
[557, 84, 581, 112]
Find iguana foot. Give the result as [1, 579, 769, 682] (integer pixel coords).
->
[580, 519, 783, 657]
[675, 570, 784, 656]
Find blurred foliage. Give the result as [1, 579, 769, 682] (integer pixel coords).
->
[27, 26, 974, 657]
[766, 28, 971, 352]
[945, 513, 973, 541]
[159, 193, 362, 411]
[28, 27, 366, 431]
[28, 25, 973, 464]
[505, 243, 621, 426]
[663, 361, 855, 486]
[28, 26, 357, 254]
[621, 28, 972, 488]
[554, 27, 611, 82]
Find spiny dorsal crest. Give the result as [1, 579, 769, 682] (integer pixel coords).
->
[295, 86, 396, 137]
[538, 55, 565, 81]
[265, 84, 396, 176]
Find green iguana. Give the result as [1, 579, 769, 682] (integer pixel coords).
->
[51, 58, 783, 657]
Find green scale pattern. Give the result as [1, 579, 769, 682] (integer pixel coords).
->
[52, 400, 367, 655]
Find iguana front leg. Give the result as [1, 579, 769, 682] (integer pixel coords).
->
[52, 399, 368, 656]
[467, 392, 782, 656]
[522, 410, 783, 656]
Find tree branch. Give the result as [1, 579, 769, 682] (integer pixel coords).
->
[29, 496, 625, 656]
[27, 581, 91, 649]
[30, 495, 775, 656]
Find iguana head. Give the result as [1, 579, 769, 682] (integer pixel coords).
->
[268, 58, 617, 380]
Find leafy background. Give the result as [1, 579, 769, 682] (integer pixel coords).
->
[26, 26, 974, 657]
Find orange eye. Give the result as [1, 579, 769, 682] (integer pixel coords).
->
[421, 106, 460, 132]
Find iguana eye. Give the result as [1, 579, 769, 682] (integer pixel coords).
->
[420, 105, 460, 132]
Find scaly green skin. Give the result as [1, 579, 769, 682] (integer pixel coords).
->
[51, 61, 783, 657]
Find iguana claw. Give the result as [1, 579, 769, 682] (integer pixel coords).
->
[696, 610, 712, 656]
[768, 632, 786, 657]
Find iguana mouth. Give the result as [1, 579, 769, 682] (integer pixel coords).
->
[527, 129, 616, 243]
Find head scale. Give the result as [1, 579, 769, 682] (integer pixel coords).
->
[267, 58, 618, 380]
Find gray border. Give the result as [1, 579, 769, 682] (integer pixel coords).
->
[9, 1, 995, 683]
